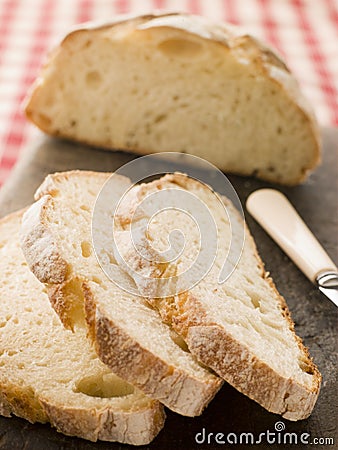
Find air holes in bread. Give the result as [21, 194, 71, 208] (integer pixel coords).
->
[298, 356, 315, 375]
[250, 293, 261, 309]
[74, 373, 134, 398]
[85, 70, 102, 88]
[157, 38, 203, 58]
[169, 330, 190, 352]
[81, 241, 92, 258]
[91, 276, 102, 285]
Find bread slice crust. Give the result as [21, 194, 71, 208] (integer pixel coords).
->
[0, 209, 165, 445]
[20, 171, 223, 417]
[24, 13, 320, 185]
[111, 173, 321, 421]
[167, 292, 320, 420]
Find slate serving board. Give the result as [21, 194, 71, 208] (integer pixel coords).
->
[0, 129, 337, 450]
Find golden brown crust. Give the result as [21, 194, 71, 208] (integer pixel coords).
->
[149, 265, 320, 420]
[83, 279, 223, 417]
[93, 297, 222, 417]
[0, 381, 48, 423]
[19, 171, 223, 417]
[0, 380, 165, 445]
[18, 170, 321, 422]
[2, 208, 166, 445]
[47, 283, 74, 330]
[146, 244, 320, 420]
[34, 170, 112, 200]
[243, 217, 320, 384]
[264, 275, 320, 380]
[40, 397, 165, 444]
[95, 312, 222, 417]
[115, 173, 321, 420]
[186, 325, 320, 420]
[21, 171, 113, 328]
[20, 196, 69, 284]
[24, 13, 321, 186]
[47, 278, 86, 331]
[82, 280, 97, 340]
[0, 391, 12, 418]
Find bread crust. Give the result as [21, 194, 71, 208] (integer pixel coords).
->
[82, 283, 222, 417]
[186, 324, 320, 420]
[20, 171, 223, 417]
[20, 196, 69, 284]
[19, 171, 321, 421]
[113, 173, 322, 420]
[40, 396, 165, 445]
[1, 209, 166, 445]
[172, 289, 321, 421]
[148, 283, 320, 420]
[24, 13, 321, 185]
[0, 382, 165, 445]
[34, 170, 112, 200]
[0, 380, 47, 423]
[21, 170, 113, 329]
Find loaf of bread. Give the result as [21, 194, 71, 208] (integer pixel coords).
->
[0, 209, 165, 445]
[24, 13, 320, 185]
[108, 173, 322, 421]
[20, 171, 223, 418]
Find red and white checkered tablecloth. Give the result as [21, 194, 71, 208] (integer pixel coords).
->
[0, 0, 337, 188]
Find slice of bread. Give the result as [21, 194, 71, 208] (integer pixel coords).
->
[20, 171, 223, 417]
[110, 173, 321, 421]
[24, 13, 320, 185]
[0, 209, 165, 445]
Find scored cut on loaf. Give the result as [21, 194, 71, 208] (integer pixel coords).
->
[0, 209, 165, 446]
[110, 173, 321, 421]
[24, 13, 320, 185]
[20, 171, 223, 418]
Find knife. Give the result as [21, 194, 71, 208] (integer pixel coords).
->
[246, 189, 338, 307]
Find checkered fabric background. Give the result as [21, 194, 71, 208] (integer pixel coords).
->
[0, 0, 337, 187]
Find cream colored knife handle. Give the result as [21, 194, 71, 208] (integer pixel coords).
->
[246, 189, 337, 283]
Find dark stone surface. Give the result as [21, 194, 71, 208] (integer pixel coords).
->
[0, 129, 337, 449]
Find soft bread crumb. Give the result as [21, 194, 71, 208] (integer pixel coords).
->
[1, 209, 165, 445]
[112, 173, 321, 421]
[24, 13, 320, 185]
[20, 171, 223, 418]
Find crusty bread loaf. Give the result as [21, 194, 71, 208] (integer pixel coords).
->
[110, 173, 321, 421]
[20, 171, 223, 417]
[24, 13, 320, 185]
[0, 209, 165, 445]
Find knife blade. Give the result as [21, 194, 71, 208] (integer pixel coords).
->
[246, 189, 338, 307]
[317, 271, 338, 307]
